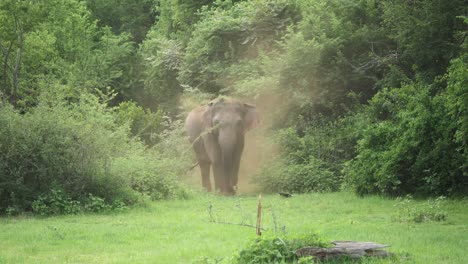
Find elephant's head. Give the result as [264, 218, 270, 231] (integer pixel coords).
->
[202, 97, 259, 193]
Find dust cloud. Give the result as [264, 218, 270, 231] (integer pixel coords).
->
[237, 92, 287, 194]
[180, 90, 291, 195]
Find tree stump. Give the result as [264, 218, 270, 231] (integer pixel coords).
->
[296, 241, 392, 261]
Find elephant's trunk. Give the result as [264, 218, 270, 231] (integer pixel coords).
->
[218, 127, 239, 193]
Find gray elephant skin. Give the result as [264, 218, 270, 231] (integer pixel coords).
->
[185, 97, 259, 194]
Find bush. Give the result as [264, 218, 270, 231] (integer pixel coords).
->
[0, 99, 128, 213]
[392, 196, 447, 223]
[344, 55, 468, 197]
[115, 101, 167, 146]
[253, 118, 355, 194]
[0, 91, 189, 215]
[30, 189, 129, 216]
[445, 54, 468, 177]
[254, 157, 337, 194]
[236, 233, 330, 264]
[31, 188, 82, 216]
[111, 151, 189, 201]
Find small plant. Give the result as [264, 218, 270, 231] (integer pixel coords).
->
[84, 194, 111, 213]
[31, 189, 126, 215]
[236, 233, 330, 264]
[297, 256, 315, 264]
[32, 189, 82, 216]
[393, 195, 447, 223]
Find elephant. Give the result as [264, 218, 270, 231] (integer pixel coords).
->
[185, 97, 259, 194]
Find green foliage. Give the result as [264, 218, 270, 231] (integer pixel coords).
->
[236, 233, 329, 264]
[154, 0, 216, 44]
[85, 0, 157, 43]
[30, 188, 128, 216]
[111, 110, 193, 201]
[1, 0, 467, 215]
[0, 91, 188, 215]
[83, 194, 112, 213]
[115, 101, 166, 146]
[31, 190, 126, 216]
[381, 0, 466, 82]
[139, 36, 184, 112]
[111, 150, 190, 201]
[445, 54, 468, 173]
[32, 188, 82, 216]
[0, 95, 126, 213]
[137, 0, 216, 112]
[393, 196, 447, 223]
[139, 0, 299, 112]
[255, 156, 337, 194]
[344, 54, 468, 197]
[254, 117, 355, 194]
[102, 0, 468, 201]
[180, 0, 297, 94]
[0, 0, 136, 109]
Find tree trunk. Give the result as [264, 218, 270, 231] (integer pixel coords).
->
[11, 17, 24, 105]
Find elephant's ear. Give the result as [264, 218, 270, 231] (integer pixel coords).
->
[243, 103, 259, 132]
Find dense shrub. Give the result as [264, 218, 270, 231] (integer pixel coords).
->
[344, 55, 468, 197]
[0, 101, 124, 213]
[255, 157, 336, 194]
[444, 54, 467, 175]
[115, 101, 167, 146]
[111, 149, 190, 201]
[31, 188, 83, 216]
[0, 92, 189, 215]
[253, 120, 355, 193]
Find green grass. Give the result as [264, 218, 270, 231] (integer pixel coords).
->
[0, 192, 467, 263]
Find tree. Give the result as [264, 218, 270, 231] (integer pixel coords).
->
[381, 0, 466, 82]
[0, 0, 135, 109]
[85, 0, 157, 44]
[0, 0, 42, 106]
[138, 0, 216, 112]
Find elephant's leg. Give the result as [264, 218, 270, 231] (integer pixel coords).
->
[230, 153, 242, 192]
[199, 160, 211, 192]
[228, 142, 244, 194]
[212, 163, 224, 193]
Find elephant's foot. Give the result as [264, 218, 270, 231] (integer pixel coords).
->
[222, 185, 237, 196]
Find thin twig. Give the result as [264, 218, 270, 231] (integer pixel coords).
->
[208, 201, 268, 231]
[210, 220, 267, 231]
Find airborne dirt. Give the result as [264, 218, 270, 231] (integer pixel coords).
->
[182, 91, 290, 194]
[237, 92, 285, 194]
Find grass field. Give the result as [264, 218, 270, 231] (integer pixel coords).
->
[0, 192, 467, 263]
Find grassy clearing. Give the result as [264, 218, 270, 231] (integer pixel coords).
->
[0, 192, 467, 263]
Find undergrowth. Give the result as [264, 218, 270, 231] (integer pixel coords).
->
[194, 232, 330, 264]
[236, 233, 331, 264]
[392, 195, 447, 223]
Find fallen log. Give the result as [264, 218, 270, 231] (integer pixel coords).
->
[296, 241, 392, 261]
